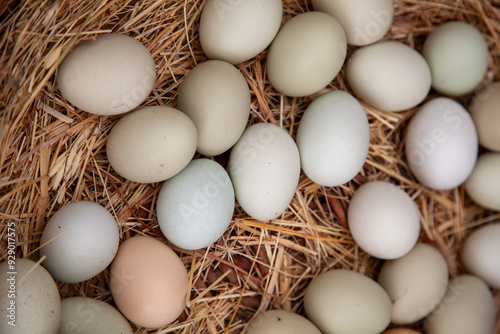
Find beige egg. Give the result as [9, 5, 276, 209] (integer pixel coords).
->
[0, 259, 61, 334]
[57, 33, 155, 115]
[382, 329, 422, 334]
[424, 275, 495, 334]
[110, 236, 188, 329]
[247, 310, 321, 334]
[177, 60, 250, 156]
[465, 153, 500, 211]
[312, 0, 393, 46]
[106, 106, 198, 183]
[469, 82, 500, 152]
[378, 243, 449, 324]
[267, 11, 347, 97]
[304, 269, 392, 334]
[199, 0, 282, 64]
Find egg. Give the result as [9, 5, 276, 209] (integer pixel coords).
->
[405, 97, 478, 190]
[462, 223, 500, 289]
[346, 41, 431, 112]
[424, 275, 495, 334]
[382, 329, 422, 334]
[199, 0, 282, 64]
[228, 123, 300, 221]
[422, 21, 489, 96]
[57, 33, 155, 115]
[157, 158, 235, 250]
[464, 152, 500, 211]
[304, 269, 392, 334]
[296, 90, 370, 186]
[267, 11, 347, 97]
[177, 60, 250, 156]
[110, 236, 188, 329]
[106, 106, 198, 183]
[469, 82, 500, 152]
[378, 243, 449, 324]
[247, 310, 321, 334]
[347, 181, 421, 260]
[0, 258, 61, 334]
[312, 0, 393, 46]
[59, 297, 133, 334]
[40, 201, 119, 283]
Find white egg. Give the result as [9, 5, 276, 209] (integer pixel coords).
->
[59, 297, 133, 334]
[347, 181, 421, 260]
[40, 201, 119, 283]
[157, 159, 235, 250]
[0, 259, 61, 334]
[177, 60, 250, 156]
[312, 0, 393, 46]
[228, 123, 300, 221]
[405, 97, 478, 190]
[57, 33, 155, 115]
[465, 152, 500, 211]
[247, 310, 321, 334]
[462, 223, 500, 289]
[469, 82, 500, 152]
[106, 106, 198, 183]
[296, 90, 370, 186]
[378, 243, 449, 324]
[346, 41, 431, 112]
[267, 11, 347, 97]
[199, 0, 282, 64]
[423, 21, 489, 96]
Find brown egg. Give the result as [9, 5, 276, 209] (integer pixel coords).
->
[110, 236, 188, 329]
[383, 329, 422, 334]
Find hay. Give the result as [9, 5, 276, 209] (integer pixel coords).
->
[0, 0, 499, 333]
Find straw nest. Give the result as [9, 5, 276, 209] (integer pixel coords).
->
[1, 0, 499, 333]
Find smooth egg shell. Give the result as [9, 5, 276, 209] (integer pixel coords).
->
[296, 90, 370, 186]
[110, 236, 188, 329]
[267, 11, 347, 97]
[247, 310, 321, 334]
[382, 329, 422, 334]
[465, 152, 500, 211]
[57, 33, 155, 115]
[469, 82, 500, 152]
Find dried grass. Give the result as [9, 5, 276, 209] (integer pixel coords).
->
[1, 0, 499, 333]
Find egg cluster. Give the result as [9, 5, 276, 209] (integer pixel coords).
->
[5, 0, 500, 333]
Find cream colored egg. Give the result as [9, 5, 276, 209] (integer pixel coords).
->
[59, 297, 133, 334]
[106, 106, 198, 183]
[424, 275, 495, 334]
[312, 0, 393, 46]
[228, 123, 300, 221]
[469, 82, 500, 151]
[296, 90, 370, 186]
[382, 329, 422, 334]
[267, 11, 347, 97]
[304, 269, 392, 334]
[462, 223, 500, 289]
[423, 21, 489, 96]
[405, 97, 478, 190]
[347, 181, 421, 260]
[247, 310, 321, 334]
[0, 259, 61, 334]
[465, 152, 500, 211]
[346, 41, 431, 112]
[177, 60, 250, 156]
[57, 33, 155, 115]
[378, 243, 449, 324]
[199, 0, 282, 64]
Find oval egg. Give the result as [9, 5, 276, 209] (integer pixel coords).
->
[110, 236, 188, 329]
[40, 201, 119, 283]
[228, 123, 300, 221]
[296, 90, 370, 187]
[267, 11, 347, 97]
[177, 60, 250, 156]
[157, 158, 235, 250]
[465, 152, 500, 211]
[405, 97, 478, 190]
[247, 310, 321, 334]
[199, 0, 282, 64]
[57, 33, 155, 115]
[304, 269, 392, 334]
[106, 106, 198, 183]
[469, 82, 500, 152]
[346, 41, 431, 112]
[383, 329, 422, 334]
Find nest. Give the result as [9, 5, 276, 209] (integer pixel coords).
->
[1, 0, 499, 333]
